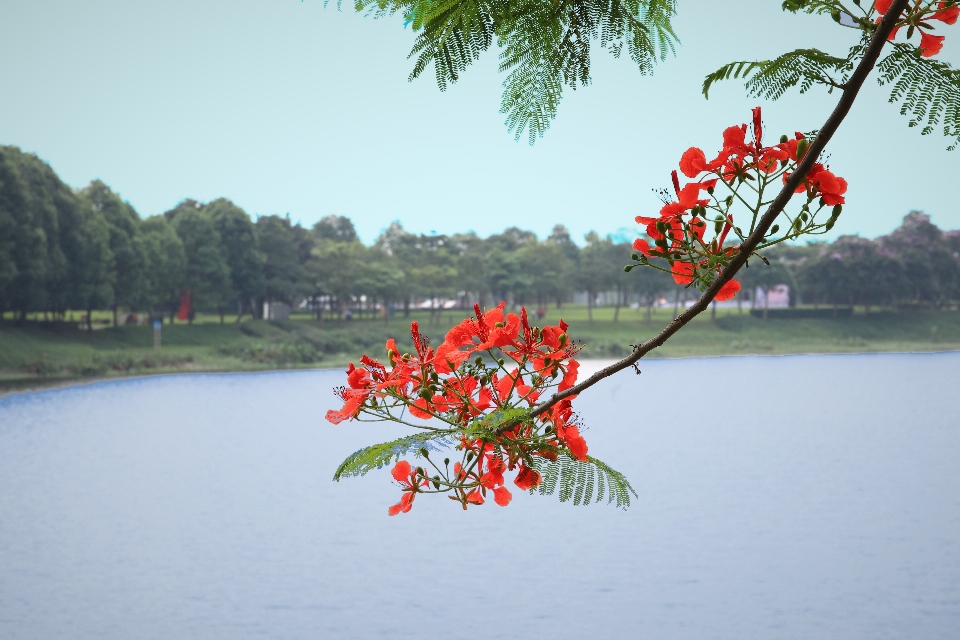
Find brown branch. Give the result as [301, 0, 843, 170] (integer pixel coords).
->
[522, 0, 910, 424]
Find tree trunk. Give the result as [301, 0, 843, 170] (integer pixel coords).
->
[403, 298, 410, 318]
[219, 307, 225, 324]
[112, 301, 118, 328]
[672, 288, 681, 320]
[763, 287, 769, 321]
[87, 305, 93, 332]
[737, 291, 743, 314]
[587, 291, 594, 324]
[711, 300, 717, 321]
[613, 287, 622, 323]
[646, 300, 653, 324]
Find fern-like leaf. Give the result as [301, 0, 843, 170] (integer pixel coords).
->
[498, 0, 678, 143]
[703, 47, 856, 99]
[333, 431, 456, 481]
[877, 43, 960, 150]
[530, 452, 637, 509]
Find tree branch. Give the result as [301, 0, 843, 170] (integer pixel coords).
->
[522, 0, 910, 424]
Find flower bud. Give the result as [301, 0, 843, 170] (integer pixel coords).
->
[444, 458, 450, 466]
[832, 204, 842, 218]
[419, 447, 429, 458]
[624, 265, 634, 272]
[770, 224, 780, 235]
[796, 138, 809, 160]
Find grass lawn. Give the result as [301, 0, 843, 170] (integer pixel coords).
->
[1, 305, 958, 393]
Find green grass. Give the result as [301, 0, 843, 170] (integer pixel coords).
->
[1, 305, 958, 393]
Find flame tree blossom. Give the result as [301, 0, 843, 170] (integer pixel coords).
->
[627, 108, 848, 298]
[327, 303, 604, 515]
[874, 0, 958, 57]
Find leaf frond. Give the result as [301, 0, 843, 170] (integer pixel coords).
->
[703, 46, 857, 99]
[530, 451, 637, 509]
[877, 43, 960, 150]
[333, 431, 456, 481]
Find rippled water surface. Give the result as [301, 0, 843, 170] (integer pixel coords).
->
[1, 353, 959, 639]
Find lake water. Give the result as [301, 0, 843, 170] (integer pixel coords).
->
[1, 353, 958, 639]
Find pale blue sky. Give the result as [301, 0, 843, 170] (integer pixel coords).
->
[1, 0, 957, 244]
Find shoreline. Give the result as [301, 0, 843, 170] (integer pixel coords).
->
[3, 347, 959, 399]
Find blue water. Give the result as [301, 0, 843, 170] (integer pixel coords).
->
[1, 353, 958, 639]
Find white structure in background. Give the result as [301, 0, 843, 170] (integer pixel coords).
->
[755, 284, 790, 308]
[263, 301, 290, 320]
[416, 298, 460, 309]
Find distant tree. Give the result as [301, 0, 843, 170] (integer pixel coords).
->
[206, 199, 265, 320]
[737, 255, 791, 320]
[544, 224, 580, 307]
[255, 215, 311, 311]
[162, 199, 204, 222]
[577, 232, 618, 324]
[516, 242, 566, 309]
[405, 234, 458, 325]
[375, 222, 419, 316]
[797, 236, 906, 312]
[879, 211, 959, 307]
[353, 253, 406, 324]
[172, 209, 231, 323]
[627, 253, 673, 323]
[142, 216, 187, 323]
[80, 180, 147, 326]
[0, 147, 52, 320]
[312, 215, 359, 243]
[0, 147, 114, 327]
[308, 238, 367, 321]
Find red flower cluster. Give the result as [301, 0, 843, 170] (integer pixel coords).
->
[876, 0, 958, 57]
[327, 303, 587, 515]
[631, 108, 847, 300]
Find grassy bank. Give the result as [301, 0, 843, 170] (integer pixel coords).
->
[2, 305, 958, 393]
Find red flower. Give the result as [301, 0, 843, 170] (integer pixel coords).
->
[752, 106, 763, 148]
[934, 2, 959, 24]
[715, 279, 741, 302]
[558, 359, 579, 392]
[388, 492, 414, 516]
[919, 31, 946, 56]
[388, 460, 429, 516]
[806, 165, 848, 205]
[632, 238, 652, 256]
[672, 261, 694, 285]
[514, 465, 542, 491]
[492, 486, 513, 506]
[679, 147, 726, 178]
[874, 0, 894, 14]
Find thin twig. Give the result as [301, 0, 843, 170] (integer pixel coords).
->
[521, 0, 910, 424]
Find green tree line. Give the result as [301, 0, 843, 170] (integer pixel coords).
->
[2, 147, 958, 328]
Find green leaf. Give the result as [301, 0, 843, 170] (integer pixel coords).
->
[703, 46, 857, 99]
[877, 43, 960, 150]
[529, 451, 637, 509]
[350, 0, 677, 142]
[333, 431, 457, 481]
